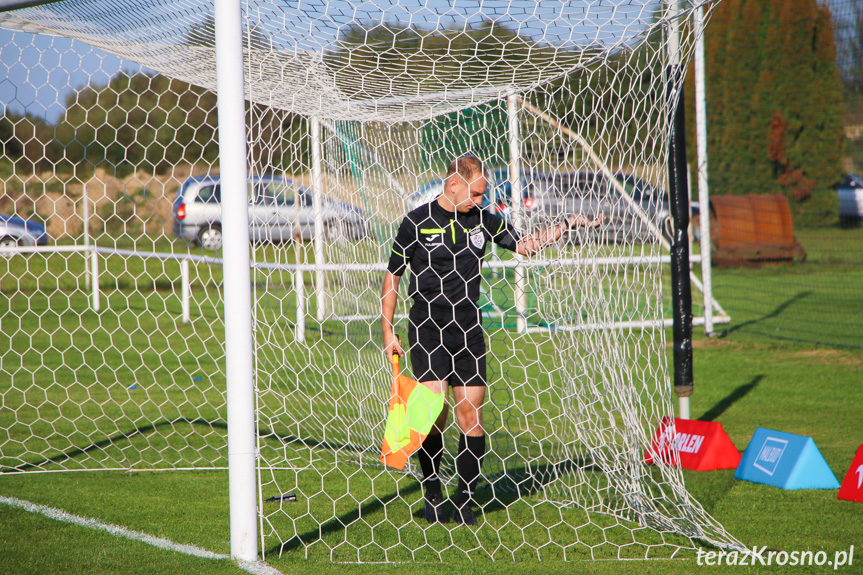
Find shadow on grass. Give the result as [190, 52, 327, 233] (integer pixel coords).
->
[698, 375, 763, 422]
[257, 425, 378, 459]
[270, 457, 599, 556]
[676, 375, 763, 515]
[8, 419, 660, 554]
[3, 417, 228, 473]
[5, 417, 377, 474]
[720, 291, 811, 336]
[273, 483, 422, 556]
[477, 458, 600, 516]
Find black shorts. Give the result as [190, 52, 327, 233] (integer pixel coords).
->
[408, 304, 486, 387]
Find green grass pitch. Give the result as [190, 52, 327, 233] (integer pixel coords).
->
[1, 230, 862, 574]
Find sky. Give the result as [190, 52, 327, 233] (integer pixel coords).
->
[0, 29, 142, 122]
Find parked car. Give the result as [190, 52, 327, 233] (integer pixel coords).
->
[408, 168, 690, 244]
[838, 174, 863, 226]
[557, 171, 675, 244]
[0, 215, 50, 247]
[507, 170, 702, 243]
[485, 168, 549, 222]
[172, 174, 369, 250]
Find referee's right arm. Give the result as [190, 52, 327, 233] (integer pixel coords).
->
[381, 216, 416, 357]
[381, 271, 403, 357]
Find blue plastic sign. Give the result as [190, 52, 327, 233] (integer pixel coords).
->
[735, 427, 839, 490]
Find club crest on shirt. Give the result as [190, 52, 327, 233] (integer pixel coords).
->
[469, 227, 485, 249]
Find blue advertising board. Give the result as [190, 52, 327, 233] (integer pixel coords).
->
[735, 427, 839, 490]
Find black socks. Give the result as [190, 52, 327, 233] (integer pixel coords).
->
[417, 432, 443, 499]
[417, 432, 486, 506]
[455, 434, 485, 507]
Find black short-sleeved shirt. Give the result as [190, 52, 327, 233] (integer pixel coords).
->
[387, 201, 521, 309]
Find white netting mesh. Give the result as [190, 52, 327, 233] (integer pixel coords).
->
[4, 0, 670, 121]
[0, 0, 741, 562]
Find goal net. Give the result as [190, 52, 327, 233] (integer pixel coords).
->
[0, 0, 740, 562]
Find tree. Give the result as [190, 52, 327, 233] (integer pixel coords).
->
[55, 73, 220, 176]
[0, 110, 62, 175]
[690, 0, 845, 225]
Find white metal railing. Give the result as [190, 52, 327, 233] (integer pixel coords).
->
[0, 244, 219, 323]
[0, 244, 725, 335]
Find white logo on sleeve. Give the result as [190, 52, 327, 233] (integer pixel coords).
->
[469, 227, 485, 249]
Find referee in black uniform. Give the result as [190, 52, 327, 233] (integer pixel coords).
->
[381, 155, 602, 525]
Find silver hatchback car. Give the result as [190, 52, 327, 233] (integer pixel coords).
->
[172, 175, 369, 250]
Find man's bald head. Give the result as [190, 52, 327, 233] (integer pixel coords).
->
[441, 155, 487, 213]
[445, 155, 484, 186]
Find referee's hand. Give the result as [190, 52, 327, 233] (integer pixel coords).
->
[565, 213, 604, 229]
[384, 334, 405, 358]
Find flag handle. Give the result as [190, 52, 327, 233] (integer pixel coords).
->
[391, 335, 402, 377]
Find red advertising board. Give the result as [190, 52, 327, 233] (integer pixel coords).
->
[838, 445, 863, 503]
[646, 417, 741, 471]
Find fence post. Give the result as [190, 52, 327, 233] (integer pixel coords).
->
[83, 181, 91, 291]
[311, 116, 327, 322]
[295, 266, 306, 344]
[181, 258, 191, 323]
[91, 251, 100, 312]
[666, 0, 693, 420]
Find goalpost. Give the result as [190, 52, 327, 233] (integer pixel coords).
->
[0, 0, 741, 564]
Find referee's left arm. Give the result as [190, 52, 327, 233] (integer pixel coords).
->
[485, 211, 564, 256]
[513, 214, 604, 256]
[516, 219, 570, 256]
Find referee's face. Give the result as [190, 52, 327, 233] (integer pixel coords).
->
[451, 173, 488, 213]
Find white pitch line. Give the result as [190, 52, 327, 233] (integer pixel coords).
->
[0, 495, 283, 575]
[236, 559, 284, 575]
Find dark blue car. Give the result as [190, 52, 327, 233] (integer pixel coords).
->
[0, 215, 50, 247]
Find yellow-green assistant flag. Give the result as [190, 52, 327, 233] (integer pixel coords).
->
[380, 355, 445, 470]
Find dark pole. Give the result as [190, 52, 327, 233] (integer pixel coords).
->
[667, 63, 694, 405]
